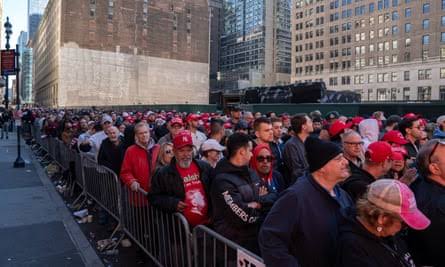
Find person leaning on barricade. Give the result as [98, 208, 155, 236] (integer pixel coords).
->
[335, 179, 430, 267]
[97, 126, 125, 176]
[120, 122, 159, 206]
[210, 133, 262, 254]
[259, 137, 352, 267]
[149, 130, 213, 226]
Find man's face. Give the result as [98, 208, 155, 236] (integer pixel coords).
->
[239, 141, 253, 166]
[170, 123, 184, 137]
[321, 154, 350, 182]
[407, 120, 422, 140]
[189, 119, 199, 129]
[175, 146, 193, 168]
[256, 149, 272, 175]
[135, 125, 150, 145]
[303, 116, 314, 133]
[103, 121, 112, 132]
[79, 119, 88, 131]
[207, 150, 221, 162]
[313, 121, 322, 131]
[232, 111, 241, 120]
[245, 114, 254, 124]
[272, 122, 283, 139]
[256, 123, 274, 143]
[343, 134, 364, 158]
[107, 127, 120, 143]
[429, 145, 445, 180]
[382, 159, 393, 174]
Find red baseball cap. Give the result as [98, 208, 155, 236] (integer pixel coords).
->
[403, 113, 418, 119]
[382, 130, 408, 145]
[173, 130, 194, 149]
[329, 120, 348, 137]
[351, 116, 364, 126]
[223, 122, 232, 129]
[365, 141, 394, 163]
[170, 117, 183, 127]
[186, 114, 201, 122]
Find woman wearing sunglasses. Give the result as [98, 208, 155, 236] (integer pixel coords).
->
[250, 143, 285, 218]
[335, 179, 430, 267]
[155, 142, 174, 171]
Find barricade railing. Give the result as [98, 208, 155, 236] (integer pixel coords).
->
[193, 225, 264, 267]
[28, 129, 262, 267]
[120, 186, 193, 267]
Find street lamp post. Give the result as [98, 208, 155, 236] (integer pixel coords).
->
[3, 17, 12, 110]
[13, 43, 24, 168]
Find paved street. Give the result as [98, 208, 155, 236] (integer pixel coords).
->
[0, 132, 102, 266]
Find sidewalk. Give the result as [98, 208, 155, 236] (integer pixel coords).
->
[0, 133, 103, 266]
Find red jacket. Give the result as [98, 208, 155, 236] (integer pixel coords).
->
[120, 143, 159, 206]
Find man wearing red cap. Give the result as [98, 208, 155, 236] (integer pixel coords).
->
[158, 117, 184, 145]
[341, 141, 394, 202]
[149, 130, 212, 227]
[186, 114, 207, 154]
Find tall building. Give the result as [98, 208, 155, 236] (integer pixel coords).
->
[18, 31, 33, 104]
[33, 0, 210, 107]
[220, 0, 292, 90]
[292, 0, 445, 101]
[28, 0, 48, 41]
[209, 0, 223, 92]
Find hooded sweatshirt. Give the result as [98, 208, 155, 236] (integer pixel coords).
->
[211, 158, 261, 254]
[359, 119, 379, 150]
[335, 208, 415, 267]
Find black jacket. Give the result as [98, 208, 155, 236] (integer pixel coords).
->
[97, 138, 126, 175]
[282, 136, 308, 188]
[259, 173, 352, 267]
[336, 208, 415, 267]
[408, 176, 445, 267]
[341, 164, 375, 203]
[149, 158, 213, 213]
[210, 158, 262, 253]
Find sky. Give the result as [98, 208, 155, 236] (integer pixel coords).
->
[3, 0, 28, 48]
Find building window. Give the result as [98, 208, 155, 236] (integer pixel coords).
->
[391, 72, 398, 81]
[422, 35, 430, 45]
[418, 69, 432, 80]
[404, 71, 410, 81]
[441, 47, 445, 59]
[391, 88, 397, 101]
[442, 16, 445, 27]
[392, 11, 399, 21]
[440, 86, 445, 100]
[392, 26, 399, 35]
[441, 68, 445, 79]
[377, 88, 390, 101]
[405, 38, 411, 47]
[369, 3, 375, 13]
[442, 33, 445, 43]
[368, 74, 375, 83]
[423, 3, 430, 14]
[423, 19, 430, 30]
[403, 87, 410, 100]
[418, 86, 432, 100]
[405, 23, 411, 33]
[443, 0, 445, 10]
[329, 77, 338, 86]
[405, 8, 411, 18]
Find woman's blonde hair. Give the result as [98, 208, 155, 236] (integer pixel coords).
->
[157, 142, 173, 166]
[356, 193, 400, 227]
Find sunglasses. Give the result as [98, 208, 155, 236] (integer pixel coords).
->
[428, 140, 445, 164]
[165, 150, 173, 154]
[256, 156, 274, 163]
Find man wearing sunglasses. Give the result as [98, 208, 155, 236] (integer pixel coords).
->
[408, 139, 445, 267]
[399, 117, 423, 160]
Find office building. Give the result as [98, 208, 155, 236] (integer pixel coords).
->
[18, 31, 33, 103]
[220, 0, 292, 90]
[292, 0, 445, 101]
[28, 0, 49, 41]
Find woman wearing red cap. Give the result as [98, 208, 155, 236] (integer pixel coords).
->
[250, 144, 285, 218]
[386, 147, 417, 185]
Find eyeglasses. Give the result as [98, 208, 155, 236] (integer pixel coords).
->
[428, 140, 445, 164]
[344, 141, 364, 146]
[256, 156, 274, 162]
[165, 150, 173, 154]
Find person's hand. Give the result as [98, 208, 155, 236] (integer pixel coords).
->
[399, 168, 417, 185]
[247, 202, 261, 209]
[259, 186, 268, 197]
[130, 181, 140, 192]
[177, 201, 188, 212]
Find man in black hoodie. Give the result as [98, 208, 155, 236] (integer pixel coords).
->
[211, 132, 262, 254]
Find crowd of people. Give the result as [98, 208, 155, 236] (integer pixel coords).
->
[14, 106, 445, 267]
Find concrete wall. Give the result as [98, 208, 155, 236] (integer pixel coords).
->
[58, 45, 209, 107]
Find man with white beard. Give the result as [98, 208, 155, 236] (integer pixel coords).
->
[149, 130, 213, 227]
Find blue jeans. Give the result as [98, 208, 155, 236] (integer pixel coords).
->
[1, 121, 9, 139]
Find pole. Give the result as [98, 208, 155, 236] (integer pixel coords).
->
[13, 44, 24, 168]
[4, 75, 9, 110]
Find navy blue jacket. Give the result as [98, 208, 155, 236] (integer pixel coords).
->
[259, 173, 352, 267]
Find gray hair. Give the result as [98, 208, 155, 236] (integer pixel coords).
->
[341, 130, 361, 142]
[134, 122, 149, 134]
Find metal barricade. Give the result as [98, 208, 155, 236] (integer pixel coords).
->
[193, 225, 264, 267]
[82, 157, 122, 224]
[120, 187, 193, 267]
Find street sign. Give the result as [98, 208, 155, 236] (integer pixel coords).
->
[1, 49, 16, 75]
